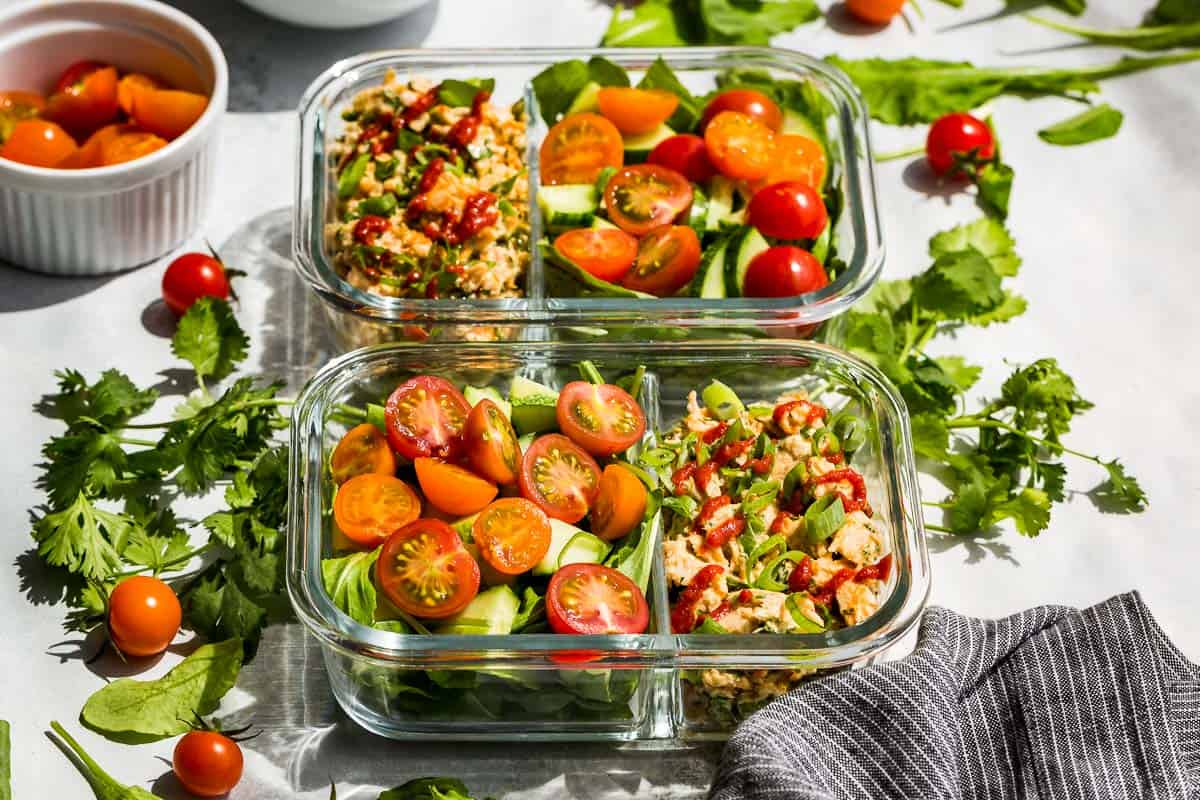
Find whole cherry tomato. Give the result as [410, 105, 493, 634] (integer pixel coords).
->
[742, 246, 828, 298]
[747, 181, 828, 240]
[162, 252, 230, 316]
[173, 730, 243, 797]
[107, 575, 181, 658]
[926, 112, 995, 177]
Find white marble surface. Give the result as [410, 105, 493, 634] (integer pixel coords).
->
[2, 1, 1199, 798]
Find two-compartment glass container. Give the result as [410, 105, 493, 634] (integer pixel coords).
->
[293, 47, 884, 350]
[287, 340, 930, 741]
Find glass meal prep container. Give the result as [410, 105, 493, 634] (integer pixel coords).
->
[293, 47, 884, 352]
[287, 339, 928, 741]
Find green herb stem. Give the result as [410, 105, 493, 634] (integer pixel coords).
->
[874, 145, 925, 162]
[116, 437, 157, 448]
[114, 544, 211, 579]
[946, 416, 1104, 464]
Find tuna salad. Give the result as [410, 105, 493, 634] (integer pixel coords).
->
[327, 73, 530, 300]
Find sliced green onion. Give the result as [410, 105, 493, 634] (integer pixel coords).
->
[746, 534, 787, 571]
[813, 428, 841, 456]
[737, 531, 757, 557]
[662, 495, 698, 520]
[639, 448, 676, 468]
[702, 380, 745, 421]
[577, 360, 606, 385]
[622, 364, 647, 402]
[366, 402, 387, 432]
[338, 152, 370, 199]
[781, 462, 808, 501]
[374, 158, 398, 181]
[832, 414, 869, 453]
[741, 480, 780, 517]
[695, 439, 711, 466]
[754, 550, 807, 591]
[747, 402, 774, 419]
[785, 593, 826, 633]
[693, 617, 730, 634]
[722, 418, 747, 445]
[804, 494, 845, 549]
[359, 192, 398, 216]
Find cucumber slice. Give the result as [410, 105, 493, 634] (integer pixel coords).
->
[687, 183, 708, 239]
[726, 226, 770, 297]
[509, 375, 559, 436]
[566, 81, 603, 115]
[622, 123, 674, 164]
[558, 531, 612, 569]
[436, 585, 520, 635]
[533, 519, 589, 576]
[537, 184, 598, 231]
[590, 216, 619, 230]
[541, 240, 654, 299]
[451, 512, 479, 541]
[705, 176, 735, 232]
[594, 165, 617, 195]
[463, 385, 511, 419]
[691, 234, 732, 298]
[517, 432, 536, 453]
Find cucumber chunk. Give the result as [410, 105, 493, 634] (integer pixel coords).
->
[463, 385, 511, 419]
[534, 519, 589, 576]
[436, 585, 520, 635]
[558, 532, 612, 569]
[623, 123, 674, 164]
[691, 234, 732, 299]
[538, 184, 598, 231]
[509, 375, 559, 435]
[567, 81, 603, 115]
[687, 183, 708, 239]
[725, 226, 770, 297]
[590, 216, 619, 230]
[705, 176, 736, 232]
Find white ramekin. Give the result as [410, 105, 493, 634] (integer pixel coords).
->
[0, 0, 227, 276]
[237, 0, 431, 30]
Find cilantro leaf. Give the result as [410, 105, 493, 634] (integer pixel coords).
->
[121, 528, 194, 574]
[933, 356, 982, 393]
[910, 413, 950, 461]
[1146, 0, 1200, 24]
[32, 494, 135, 580]
[39, 427, 129, 508]
[1091, 459, 1149, 512]
[929, 218, 1021, 277]
[911, 248, 1005, 321]
[40, 368, 157, 427]
[997, 359, 1093, 443]
[973, 158, 1013, 220]
[993, 488, 1052, 537]
[171, 298, 249, 383]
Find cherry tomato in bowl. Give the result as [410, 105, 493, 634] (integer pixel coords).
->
[519, 434, 601, 524]
[43, 62, 119, 138]
[378, 519, 480, 619]
[556, 381, 647, 458]
[384, 376, 470, 461]
[333, 473, 421, 548]
[330, 423, 396, 485]
[173, 730, 243, 798]
[603, 164, 693, 236]
[547, 563, 650, 635]
[553, 227, 637, 283]
[748, 181, 828, 240]
[414, 457, 499, 517]
[0, 119, 77, 167]
[107, 575, 181, 658]
[761, 134, 827, 191]
[700, 89, 783, 133]
[621, 224, 701, 297]
[704, 111, 775, 181]
[926, 112, 995, 177]
[596, 87, 678, 135]
[473, 497, 552, 576]
[647, 133, 716, 183]
[742, 246, 829, 298]
[464, 398, 522, 486]
[161, 252, 230, 316]
[539, 112, 623, 185]
[591, 464, 649, 542]
[845, 0, 907, 24]
[130, 88, 209, 141]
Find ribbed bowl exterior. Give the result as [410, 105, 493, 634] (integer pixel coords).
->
[0, 140, 216, 276]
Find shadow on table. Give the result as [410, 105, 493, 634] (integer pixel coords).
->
[0, 261, 118, 313]
[163, 0, 440, 112]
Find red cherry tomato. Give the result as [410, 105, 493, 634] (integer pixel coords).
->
[519, 434, 601, 524]
[43, 63, 119, 138]
[603, 164, 694, 237]
[53, 61, 107, 94]
[620, 224, 701, 297]
[700, 89, 783, 132]
[547, 563, 650, 635]
[384, 376, 471, 461]
[553, 227, 638, 283]
[845, 0, 907, 24]
[107, 576, 181, 658]
[377, 518, 480, 619]
[647, 133, 715, 183]
[556, 381, 647, 457]
[925, 112, 995, 177]
[173, 731, 243, 798]
[747, 181, 828, 240]
[161, 253, 230, 316]
[742, 246, 829, 298]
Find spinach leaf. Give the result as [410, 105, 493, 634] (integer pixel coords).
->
[1037, 103, 1124, 145]
[587, 56, 630, 88]
[1028, 14, 1200, 50]
[438, 79, 495, 108]
[541, 241, 655, 299]
[601, 0, 690, 46]
[48, 722, 163, 800]
[80, 639, 243, 744]
[378, 777, 477, 800]
[322, 548, 381, 626]
[605, 492, 662, 592]
[601, 0, 818, 46]
[699, 0, 819, 44]
[530, 58, 631, 124]
[638, 58, 702, 131]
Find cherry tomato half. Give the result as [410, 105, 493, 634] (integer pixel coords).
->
[107, 575, 181, 658]
[846, 0, 907, 25]
[701, 89, 783, 133]
[603, 164, 694, 236]
[44, 63, 119, 138]
[384, 376, 471, 461]
[748, 181, 828, 240]
[57, 123, 125, 169]
[539, 112, 623, 185]
[53, 61, 107, 94]
[333, 473, 421, 548]
[591, 464, 648, 542]
[596, 87, 678, 135]
[926, 112, 995, 177]
[464, 398, 521, 486]
[621, 224, 701, 296]
[0, 119, 76, 167]
[742, 246, 828, 298]
[554, 227, 638, 283]
[414, 457, 498, 516]
[704, 111, 774, 181]
[130, 88, 208, 141]
[647, 133, 715, 184]
[556, 381, 647, 458]
[547, 563, 649, 635]
[330, 423, 396, 485]
[473, 497, 552, 576]
[173, 731, 243, 798]
[161, 252, 230, 315]
[117, 73, 161, 116]
[101, 130, 167, 165]
[0, 90, 45, 116]
[378, 519, 480, 619]
[519, 434, 602, 524]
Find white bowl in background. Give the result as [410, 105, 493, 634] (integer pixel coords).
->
[237, 0, 432, 30]
[0, 0, 227, 276]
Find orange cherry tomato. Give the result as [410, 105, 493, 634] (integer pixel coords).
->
[620, 224, 701, 297]
[173, 731, 243, 798]
[846, 0, 906, 24]
[603, 164, 694, 237]
[701, 89, 783, 133]
[56, 123, 125, 169]
[101, 130, 168, 165]
[704, 110, 775, 181]
[553, 227, 638, 283]
[0, 119, 77, 167]
[759, 134, 827, 191]
[117, 73, 161, 116]
[0, 90, 45, 115]
[463, 399, 521, 486]
[596, 87, 678, 135]
[519, 434, 601, 524]
[333, 473, 421, 548]
[107, 576, 181, 658]
[591, 464, 649, 542]
[414, 457, 498, 517]
[377, 519, 480, 619]
[556, 382, 647, 458]
[331, 423, 397, 485]
[44, 64, 119, 138]
[472, 498, 552, 575]
[539, 112, 623, 185]
[130, 88, 208, 141]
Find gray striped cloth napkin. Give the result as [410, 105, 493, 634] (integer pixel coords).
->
[711, 592, 1200, 800]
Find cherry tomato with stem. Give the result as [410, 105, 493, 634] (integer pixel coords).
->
[384, 376, 471, 461]
[463, 398, 522, 486]
[107, 575, 181, 658]
[647, 133, 715, 183]
[473, 497, 552, 576]
[519, 434, 601, 524]
[539, 112, 623, 185]
[596, 87, 678, 135]
[556, 381, 647, 458]
[742, 246, 828, 298]
[547, 563, 649, 635]
[700, 89, 783, 133]
[553, 227, 638, 283]
[603, 164, 694, 237]
[333, 473, 421, 548]
[926, 112, 995, 177]
[704, 111, 775, 181]
[377, 518, 480, 618]
[330, 423, 396, 485]
[621, 224, 701, 297]
[173, 730, 243, 798]
[591, 464, 648, 542]
[748, 181, 828, 240]
[845, 0, 906, 25]
[414, 457, 498, 516]
[0, 119, 76, 167]
[162, 252, 230, 316]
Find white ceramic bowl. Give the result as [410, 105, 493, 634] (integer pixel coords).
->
[237, 0, 431, 30]
[0, 0, 227, 276]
